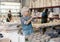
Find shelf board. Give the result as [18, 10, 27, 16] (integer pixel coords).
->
[33, 17, 60, 19]
[29, 6, 60, 10]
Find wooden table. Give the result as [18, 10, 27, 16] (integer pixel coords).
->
[32, 22, 60, 28]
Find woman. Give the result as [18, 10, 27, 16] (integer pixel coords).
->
[41, 9, 49, 34]
[20, 7, 35, 41]
[6, 10, 12, 22]
[41, 8, 49, 23]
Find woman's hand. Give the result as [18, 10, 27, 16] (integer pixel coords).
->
[32, 16, 36, 19]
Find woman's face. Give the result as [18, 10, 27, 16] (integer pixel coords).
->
[24, 11, 30, 16]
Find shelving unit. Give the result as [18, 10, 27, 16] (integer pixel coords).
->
[29, 0, 60, 8]
[28, 0, 60, 20]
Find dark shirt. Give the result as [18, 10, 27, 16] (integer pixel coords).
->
[6, 14, 12, 22]
[41, 12, 48, 23]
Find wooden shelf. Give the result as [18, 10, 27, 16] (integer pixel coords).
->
[29, 0, 60, 9]
[33, 17, 60, 19]
[30, 6, 60, 10]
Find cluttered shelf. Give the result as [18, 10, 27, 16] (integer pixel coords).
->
[29, 0, 60, 9]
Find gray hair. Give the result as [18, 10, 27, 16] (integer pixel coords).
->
[21, 7, 29, 15]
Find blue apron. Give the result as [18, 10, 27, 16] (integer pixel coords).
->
[21, 16, 33, 36]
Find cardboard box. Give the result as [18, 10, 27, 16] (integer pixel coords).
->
[52, 0, 56, 6]
[54, 0, 59, 6]
[43, 0, 47, 7]
[39, 0, 44, 7]
[0, 38, 10, 42]
[46, 0, 52, 7]
[58, 0, 60, 6]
